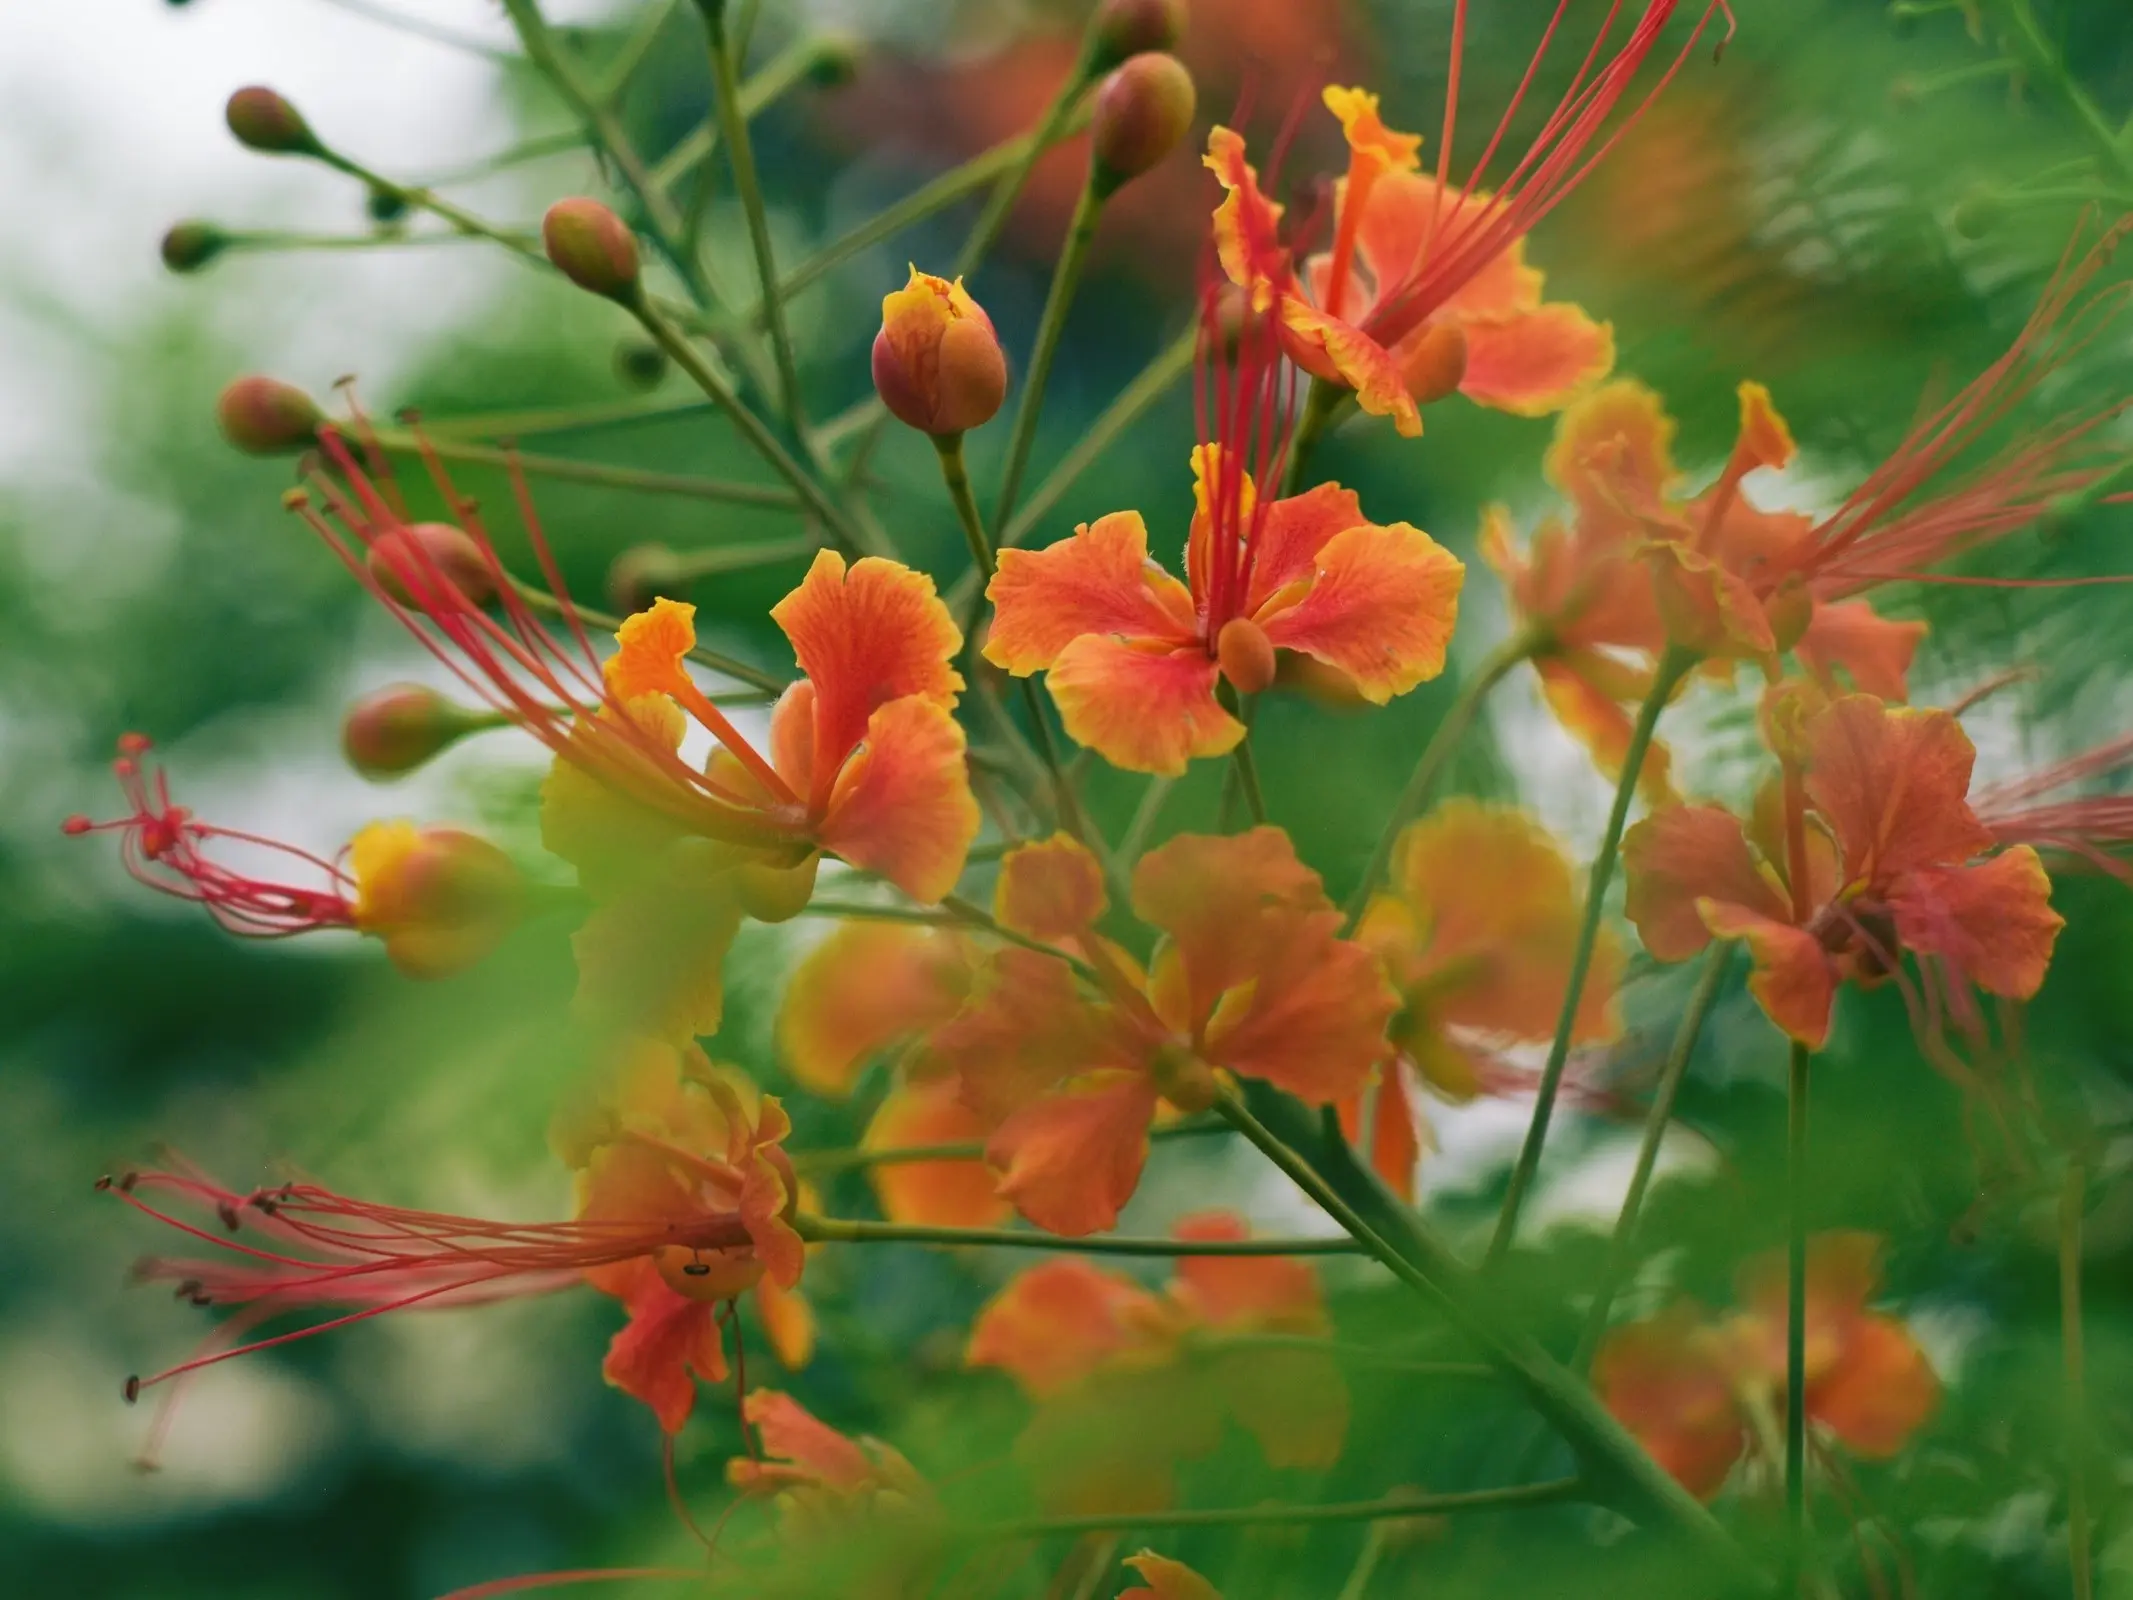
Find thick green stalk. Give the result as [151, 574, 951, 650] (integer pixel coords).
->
[1786, 1041, 1811, 1561]
[933, 433, 998, 580]
[956, 54, 1097, 279]
[367, 427, 800, 508]
[1217, 682, 1268, 826]
[1573, 941, 1736, 1369]
[695, 0, 806, 426]
[1994, 0, 2133, 182]
[2062, 1156, 2093, 1600]
[505, 577, 784, 693]
[1280, 378, 1352, 498]
[796, 1214, 1365, 1257]
[1487, 645, 1696, 1265]
[984, 1480, 1583, 1541]
[993, 180, 1107, 531]
[1340, 629, 1542, 933]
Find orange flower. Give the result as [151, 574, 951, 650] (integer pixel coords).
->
[928, 829, 1396, 1234]
[1201, 0, 1737, 433]
[1623, 694, 2064, 1049]
[967, 1211, 1348, 1511]
[1347, 801, 1622, 1197]
[1596, 1232, 1940, 1500]
[986, 448, 1462, 774]
[65, 734, 522, 979]
[1121, 1553, 1222, 1600]
[728, 1389, 935, 1526]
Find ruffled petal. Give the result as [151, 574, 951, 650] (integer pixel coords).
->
[1203, 126, 1288, 304]
[570, 846, 744, 1043]
[753, 1277, 816, 1371]
[1336, 1061, 1423, 1201]
[995, 832, 1108, 941]
[1350, 171, 1540, 320]
[1536, 656, 1676, 803]
[1795, 599, 1927, 702]
[1594, 1306, 1746, 1501]
[936, 947, 1146, 1122]
[1888, 847, 2063, 1000]
[1455, 302, 1615, 416]
[1131, 827, 1331, 1016]
[1200, 920, 1396, 1103]
[602, 1262, 727, 1434]
[1544, 380, 1681, 536]
[744, 1390, 876, 1491]
[771, 551, 965, 774]
[1624, 803, 1791, 962]
[1046, 633, 1242, 777]
[776, 922, 972, 1097]
[605, 597, 701, 702]
[1235, 479, 1365, 612]
[966, 1257, 1168, 1399]
[1122, 1553, 1223, 1600]
[1645, 539, 1777, 658]
[817, 694, 980, 903]
[985, 511, 1199, 674]
[1698, 899, 1837, 1048]
[987, 1070, 1162, 1236]
[863, 1078, 1009, 1228]
[1804, 696, 1995, 888]
[1255, 521, 1465, 703]
[1279, 298, 1421, 436]
[1807, 1314, 1940, 1458]
[1170, 1212, 1327, 1334]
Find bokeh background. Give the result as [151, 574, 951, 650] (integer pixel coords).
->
[6, 1, 2133, 1595]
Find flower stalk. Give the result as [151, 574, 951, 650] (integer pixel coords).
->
[994, 179, 1108, 531]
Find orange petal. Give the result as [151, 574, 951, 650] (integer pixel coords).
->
[1645, 539, 1776, 658]
[1203, 126, 1287, 303]
[987, 1070, 1161, 1236]
[966, 1257, 1167, 1399]
[1336, 1060, 1423, 1201]
[984, 511, 1198, 675]
[1321, 85, 1423, 171]
[776, 922, 972, 1098]
[1131, 827, 1331, 1012]
[1807, 1313, 1940, 1458]
[1122, 1553, 1223, 1600]
[744, 1390, 876, 1491]
[818, 694, 980, 903]
[1200, 923, 1397, 1104]
[1698, 899, 1836, 1048]
[1455, 303, 1616, 417]
[604, 597, 699, 702]
[1544, 379, 1680, 535]
[602, 1262, 727, 1434]
[995, 832, 1108, 941]
[1238, 480, 1365, 610]
[753, 1276, 816, 1370]
[934, 946, 1146, 1123]
[1170, 1213, 1327, 1334]
[1535, 656, 1677, 803]
[771, 550, 964, 775]
[1623, 803, 1790, 962]
[1046, 633, 1241, 777]
[1734, 380, 1796, 472]
[864, 1078, 1009, 1228]
[1804, 696, 1996, 887]
[1216, 1343, 1350, 1471]
[1279, 298, 1421, 436]
[570, 849, 744, 1043]
[1888, 847, 2064, 1000]
[1795, 599, 1926, 702]
[1255, 521, 1465, 703]
[1593, 1306, 1746, 1501]
[1350, 171, 1540, 321]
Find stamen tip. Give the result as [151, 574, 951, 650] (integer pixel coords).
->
[121, 1375, 142, 1405]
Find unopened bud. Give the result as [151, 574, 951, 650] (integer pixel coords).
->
[607, 543, 688, 615]
[542, 198, 642, 302]
[1399, 320, 1469, 408]
[349, 822, 524, 979]
[1150, 1044, 1220, 1115]
[613, 338, 668, 392]
[342, 683, 488, 780]
[366, 186, 410, 226]
[1950, 188, 2003, 241]
[367, 522, 498, 611]
[872, 267, 1007, 437]
[161, 220, 229, 274]
[735, 851, 820, 924]
[225, 86, 321, 156]
[216, 375, 324, 455]
[1092, 0, 1186, 69]
[1090, 52, 1197, 196]
[1215, 616, 1276, 696]
[807, 33, 863, 87]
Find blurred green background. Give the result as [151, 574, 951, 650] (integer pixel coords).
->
[6, 1, 2133, 1595]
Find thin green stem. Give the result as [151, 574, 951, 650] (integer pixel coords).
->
[2062, 1154, 2094, 1600]
[1786, 1040, 1812, 1565]
[628, 296, 869, 553]
[982, 1479, 1583, 1541]
[993, 180, 1107, 532]
[419, 396, 716, 441]
[1118, 774, 1174, 867]
[319, 0, 513, 60]
[654, 535, 817, 582]
[1995, 0, 2133, 182]
[206, 228, 538, 256]
[791, 1118, 1231, 1175]
[1573, 941, 1735, 1369]
[506, 576, 785, 693]
[795, 1214, 1366, 1257]
[1334, 1525, 1389, 1600]
[368, 427, 801, 508]
[598, 0, 683, 104]
[1281, 378, 1350, 498]
[957, 55, 1098, 280]
[932, 433, 997, 579]
[313, 152, 549, 265]
[1222, 686, 1268, 826]
[696, 0, 806, 426]
[414, 129, 588, 189]
[1487, 644, 1696, 1266]
[649, 35, 843, 192]
[1340, 630, 1540, 933]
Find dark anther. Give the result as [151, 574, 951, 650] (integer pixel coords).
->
[121, 1376, 142, 1404]
[217, 1202, 241, 1233]
[174, 1278, 203, 1302]
[120, 1172, 140, 1193]
[682, 1261, 712, 1277]
[255, 1196, 278, 1217]
[94, 1175, 113, 1192]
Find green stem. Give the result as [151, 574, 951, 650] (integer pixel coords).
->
[368, 427, 801, 508]
[1117, 774, 1174, 866]
[1334, 1526, 1389, 1600]
[210, 228, 538, 255]
[1281, 378, 1350, 498]
[1996, 0, 2133, 182]
[2062, 1156, 2092, 1600]
[506, 576, 785, 693]
[983, 1480, 1583, 1541]
[1573, 940, 1735, 1369]
[628, 296, 868, 554]
[932, 433, 997, 580]
[653, 536, 817, 582]
[418, 396, 715, 441]
[956, 55, 1098, 280]
[649, 35, 844, 192]
[696, 0, 806, 426]
[1786, 1040, 1812, 1563]
[791, 1118, 1231, 1175]
[414, 129, 588, 188]
[1339, 630, 1540, 933]
[795, 1214, 1366, 1257]
[313, 152, 549, 265]
[598, 0, 683, 104]
[993, 179, 1107, 532]
[319, 0, 513, 61]
[1487, 644, 1696, 1266]
[1220, 684, 1268, 826]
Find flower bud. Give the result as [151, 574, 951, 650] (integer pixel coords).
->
[613, 338, 668, 392]
[807, 33, 863, 87]
[1399, 320, 1469, 408]
[1215, 616, 1276, 696]
[1091, 0, 1186, 69]
[1950, 188, 2003, 241]
[542, 198, 642, 302]
[1090, 53, 1197, 197]
[349, 822, 524, 979]
[735, 850, 820, 924]
[160, 220, 229, 274]
[366, 185, 410, 226]
[342, 683, 488, 780]
[872, 268, 1007, 437]
[225, 86, 321, 156]
[367, 522, 498, 611]
[1150, 1043, 1220, 1115]
[607, 542, 688, 614]
[216, 375, 324, 455]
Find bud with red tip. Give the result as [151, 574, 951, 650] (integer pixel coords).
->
[1090, 53, 1197, 197]
[216, 375, 324, 455]
[342, 684, 492, 780]
[161, 221, 229, 274]
[1091, 0, 1186, 69]
[872, 267, 1008, 437]
[225, 87, 322, 156]
[348, 821, 525, 979]
[542, 198, 642, 303]
[366, 522, 498, 611]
